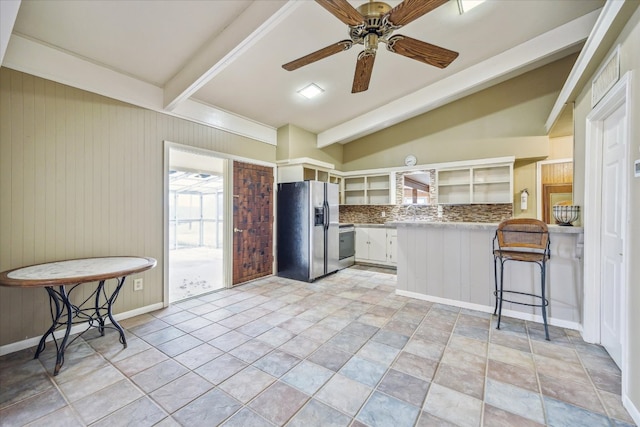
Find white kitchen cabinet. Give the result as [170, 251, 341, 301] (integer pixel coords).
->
[386, 229, 398, 265]
[355, 226, 396, 266]
[343, 174, 392, 205]
[277, 158, 342, 184]
[277, 159, 344, 202]
[278, 164, 332, 183]
[436, 159, 513, 204]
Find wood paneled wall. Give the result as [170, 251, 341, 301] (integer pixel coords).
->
[541, 161, 573, 184]
[0, 68, 275, 346]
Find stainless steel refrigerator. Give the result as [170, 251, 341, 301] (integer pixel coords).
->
[277, 181, 340, 282]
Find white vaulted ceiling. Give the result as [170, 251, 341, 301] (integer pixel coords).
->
[2, 0, 606, 146]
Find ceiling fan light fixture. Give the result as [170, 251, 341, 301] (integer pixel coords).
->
[297, 83, 324, 99]
[457, 0, 485, 14]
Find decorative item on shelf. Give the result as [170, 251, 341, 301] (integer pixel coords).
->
[552, 203, 580, 226]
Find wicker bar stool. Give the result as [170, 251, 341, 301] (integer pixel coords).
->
[493, 218, 551, 340]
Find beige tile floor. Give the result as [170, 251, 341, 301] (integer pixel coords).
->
[0, 266, 636, 427]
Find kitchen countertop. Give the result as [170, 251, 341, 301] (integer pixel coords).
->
[387, 220, 583, 234]
[352, 223, 396, 228]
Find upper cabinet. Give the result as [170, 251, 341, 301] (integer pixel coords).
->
[436, 158, 513, 204]
[343, 173, 393, 205]
[277, 158, 340, 185]
[472, 165, 511, 203]
[278, 156, 512, 206]
[277, 158, 343, 200]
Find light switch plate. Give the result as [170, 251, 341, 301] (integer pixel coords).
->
[635, 159, 640, 178]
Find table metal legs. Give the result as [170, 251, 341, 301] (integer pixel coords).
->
[34, 276, 129, 375]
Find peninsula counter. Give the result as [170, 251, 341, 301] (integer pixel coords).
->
[388, 221, 584, 330]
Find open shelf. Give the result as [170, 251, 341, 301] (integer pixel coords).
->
[437, 162, 513, 204]
[343, 174, 391, 205]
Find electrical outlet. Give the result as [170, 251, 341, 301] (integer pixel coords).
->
[381, 211, 386, 217]
[133, 278, 144, 291]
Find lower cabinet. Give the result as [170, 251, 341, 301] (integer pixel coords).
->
[386, 229, 397, 265]
[355, 226, 397, 266]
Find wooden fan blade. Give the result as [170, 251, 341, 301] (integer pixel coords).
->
[352, 51, 376, 93]
[387, 35, 458, 68]
[315, 0, 364, 26]
[386, 0, 448, 27]
[282, 40, 353, 71]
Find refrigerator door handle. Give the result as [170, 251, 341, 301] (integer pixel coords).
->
[324, 201, 329, 230]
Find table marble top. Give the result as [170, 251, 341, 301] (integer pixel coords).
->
[0, 257, 156, 287]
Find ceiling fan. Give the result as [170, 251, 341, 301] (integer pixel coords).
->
[282, 0, 459, 93]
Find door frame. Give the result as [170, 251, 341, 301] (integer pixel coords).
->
[163, 141, 276, 306]
[535, 158, 573, 221]
[583, 71, 631, 393]
[231, 160, 276, 285]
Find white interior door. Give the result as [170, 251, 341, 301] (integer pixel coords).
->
[600, 103, 626, 368]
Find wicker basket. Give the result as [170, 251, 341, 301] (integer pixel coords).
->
[552, 205, 579, 226]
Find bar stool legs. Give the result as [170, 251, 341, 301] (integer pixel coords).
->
[540, 260, 549, 340]
[493, 257, 550, 341]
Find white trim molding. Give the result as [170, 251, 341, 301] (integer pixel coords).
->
[546, 0, 633, 132]
[623, 395, 640, 427]
[0, 303, 163, 357]
[395, 289, 582, 331]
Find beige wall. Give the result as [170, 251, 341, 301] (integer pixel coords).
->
[572, 5, 640, 416]
[548, 135, 574, 160]
[513, 136, 575, 219]
[0, 67, 276, 346]
[341, 54, 579, 171]
[277, 124, 343, 169]
[513, 160, 538, 218]
[276, 125, 291, 160]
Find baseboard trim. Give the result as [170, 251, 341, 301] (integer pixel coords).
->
[623, 394, 640, 426]
[395, 289, 582, 331]
[0, 302, 164, 356]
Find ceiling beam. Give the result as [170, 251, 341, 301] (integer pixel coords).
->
[3, 34, 277, 145]
[162, 0, 298, 111]
[0, 0, 21, 65]
[317, 9, 601, 147]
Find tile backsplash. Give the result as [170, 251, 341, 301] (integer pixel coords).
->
[339, 167, 513, 224]
[339, 203, 513, 224]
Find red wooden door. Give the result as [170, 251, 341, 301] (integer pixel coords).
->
[232, 161, 274, 285]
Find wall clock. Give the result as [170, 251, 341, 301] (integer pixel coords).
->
[404, 154, 417, 166]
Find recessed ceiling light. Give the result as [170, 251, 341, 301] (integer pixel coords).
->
[457, 0, 485, 14]
[298, 83, 324, 99]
